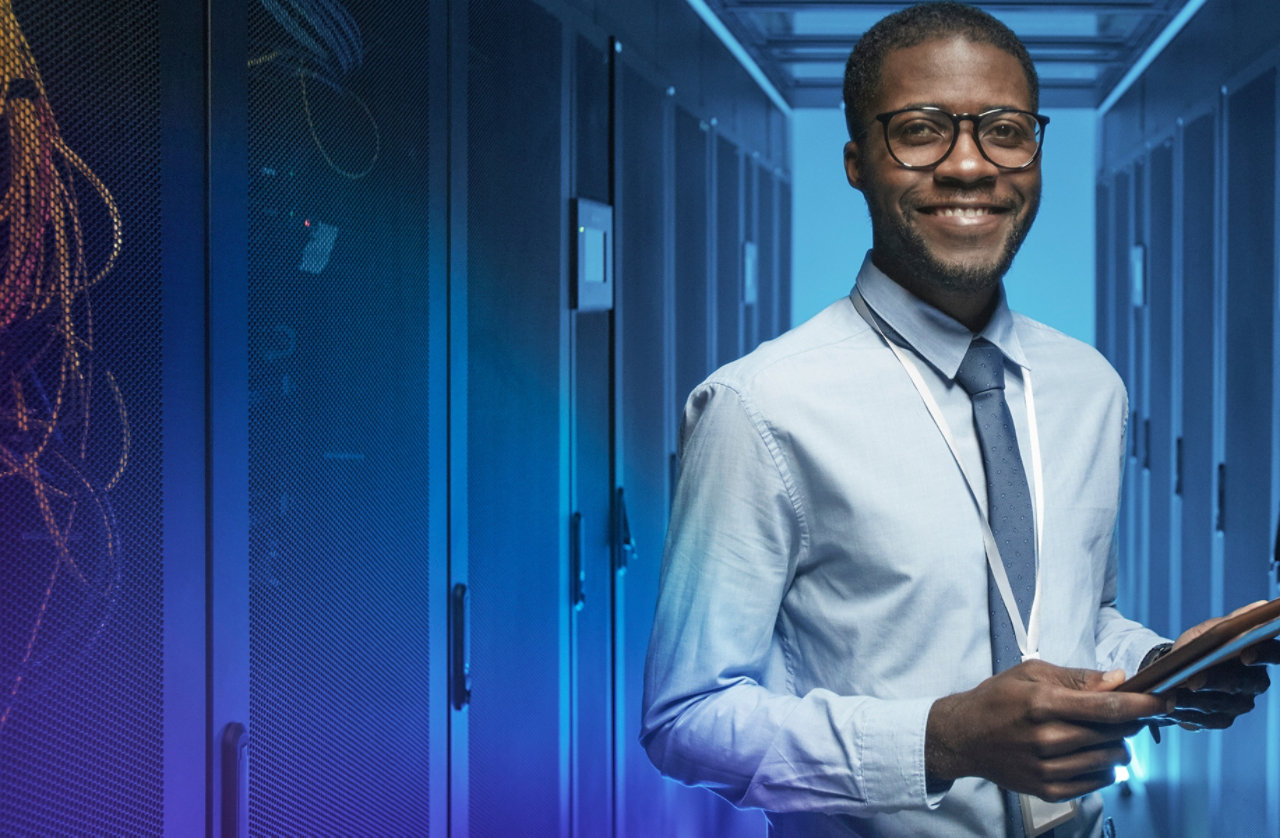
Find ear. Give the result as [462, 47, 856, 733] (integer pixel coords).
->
[844, 140, 864, 191]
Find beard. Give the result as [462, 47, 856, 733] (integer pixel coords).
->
[867, 186, 1039, 295]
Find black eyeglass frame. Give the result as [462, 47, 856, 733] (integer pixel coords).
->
[873, 106, 1051, 171]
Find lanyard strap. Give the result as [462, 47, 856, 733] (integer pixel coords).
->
[852, 291, 1046, 660]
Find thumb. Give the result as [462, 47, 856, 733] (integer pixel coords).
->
[1060, 667, 1126, 692]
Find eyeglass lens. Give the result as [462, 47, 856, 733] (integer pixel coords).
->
[886, 110, 1043, 169]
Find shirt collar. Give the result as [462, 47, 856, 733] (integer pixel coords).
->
[850, 253, 1028, 379]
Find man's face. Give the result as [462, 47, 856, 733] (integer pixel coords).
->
[844, 37, 1041, 298]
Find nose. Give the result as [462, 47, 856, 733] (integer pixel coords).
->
[933, 121, 998, 184]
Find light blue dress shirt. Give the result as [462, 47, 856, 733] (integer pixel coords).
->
[641, 256, 1166, 837]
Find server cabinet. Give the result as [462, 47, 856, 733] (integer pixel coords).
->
[615, 52, 673, 838]
[1105, 167, 1133, 613]
[1144, 141, 1175, 643]
[3, 0, 450, 833]
[3, 0, 792, 833]
[755, 162, 778, 343]
[1173, 107, 1220, 838]
[674, 105, 711, 418]
[1103, 71, 1280, 834]
[211, 0, 451, 834]
[714, 134, 742, 368]
[1095, 178, 1113, 360]
[570, 31, 616, 838]
[1216, 68, 1278, 836]
[778, 180, 792, 331]
[464, 0, 568, 833]
[0, 1, 195, 831]
[1130, 157, 1152, 629]
[1132, 139, 1177, 837]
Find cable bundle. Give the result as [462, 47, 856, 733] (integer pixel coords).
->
[251, 0, 379, 179]
[0, 0, 120, 330]
[0, 0, 127, 733]
[259, 0, 363, 78]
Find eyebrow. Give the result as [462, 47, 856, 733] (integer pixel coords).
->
[895, 102, 1027, 113]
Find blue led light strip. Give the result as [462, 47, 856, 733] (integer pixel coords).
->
[684, 0, 792, 115]
[1098, 0, 1208, 115]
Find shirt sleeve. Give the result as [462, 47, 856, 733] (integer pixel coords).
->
[1092, 394, 1170, 674]
[640, 381, 942, 816]
[1093, 521, 1170, 674]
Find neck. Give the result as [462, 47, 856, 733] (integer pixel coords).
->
[871, 252, 1000, 332]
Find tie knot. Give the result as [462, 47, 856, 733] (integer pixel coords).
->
[955, 338, 1006, 396]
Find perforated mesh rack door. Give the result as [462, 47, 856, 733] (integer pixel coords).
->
[0, 2, 165, 832]
[246, 1, 434, 832]
[464, 0, 566, 832]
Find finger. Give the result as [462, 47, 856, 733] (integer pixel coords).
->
[1091, 668, 1127, 691]
[1171, 690, 1255, 719]
[1035, 685, 1170, 725]
[1227, 600, 1270, 618]
[1028, 663, 1121, 692]
[1026, 721, 1147, 759]
[1039, 767, 1123, 803]
[1036, 741, 1132, 782]
[1241, 638, 1280, 666]
[1173, 601, 1269, 652]
[1192, 661, 1270, 695]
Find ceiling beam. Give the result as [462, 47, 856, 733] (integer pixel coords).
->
[722, 0, 1162, 11]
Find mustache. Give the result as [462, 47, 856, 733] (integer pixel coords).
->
[903, 188, 1018, 211]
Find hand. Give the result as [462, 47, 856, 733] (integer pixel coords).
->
[926, 659, 1170, 802]
[1164, 601, 1280, 730]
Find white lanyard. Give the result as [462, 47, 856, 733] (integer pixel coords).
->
[853, 291, 1047, 661]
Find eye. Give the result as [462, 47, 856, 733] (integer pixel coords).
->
[980, 115, 1035, 147]
[891, 114, 948, 145]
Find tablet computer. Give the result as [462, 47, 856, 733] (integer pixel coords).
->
[1118, 597, 1280, 695]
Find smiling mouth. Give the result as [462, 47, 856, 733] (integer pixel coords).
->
[919, 206, 1007, 217]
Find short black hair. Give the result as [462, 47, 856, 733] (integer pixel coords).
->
[842, 1, 1039, 140]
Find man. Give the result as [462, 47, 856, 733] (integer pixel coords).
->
[640, 3, 1275, 836]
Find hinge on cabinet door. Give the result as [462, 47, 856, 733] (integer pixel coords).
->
[1215, 463, 1226, 532]
[570, 511, 586, 610]
[614, 487, 635, 574]
[450, 583, 471, 709]
[1142, 418, 1151, 470]
[221, 722, 249, 838]
[1174, 436, 1183, 496]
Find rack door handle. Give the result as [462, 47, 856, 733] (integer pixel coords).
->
[1216, 463, 1226, 532]
[221, 722, 249, 838]
[451, 583, 471, 709]
[615, 487, 635, 573]
[570, 511, 586, 610]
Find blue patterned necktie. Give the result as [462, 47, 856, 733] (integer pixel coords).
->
[954, 337, 1037, 838]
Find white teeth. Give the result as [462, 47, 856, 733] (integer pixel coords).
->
[937, 207, 991, 217]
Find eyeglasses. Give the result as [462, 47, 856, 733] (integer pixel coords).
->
[874, 107, 1050, 171]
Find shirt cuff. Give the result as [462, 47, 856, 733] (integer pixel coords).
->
[856, 695, 944, 811]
